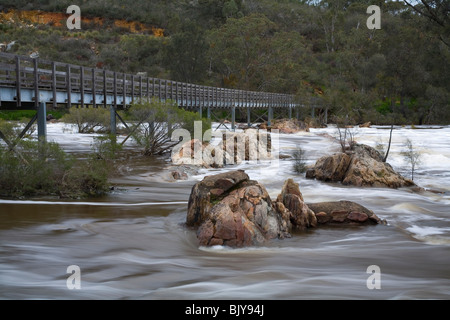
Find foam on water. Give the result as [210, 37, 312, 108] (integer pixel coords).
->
[1, 122, 450, 299]
[406, 225, 450, 245]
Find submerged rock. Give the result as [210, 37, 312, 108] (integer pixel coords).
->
[307, 201, 386, 225]
[306, 143, 415, 189]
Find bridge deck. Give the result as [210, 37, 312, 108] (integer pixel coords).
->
[0, 52, 297, 111]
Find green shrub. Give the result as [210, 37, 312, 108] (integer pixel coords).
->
[292, 146, 307, 174]
[62, 158, 110, 198]
[128, 99, 211, 155]
[62, 107, 110, 133]
[0, 119, 36, 144]
[92, 134, 123, 161]
[0, 141, 110, 198]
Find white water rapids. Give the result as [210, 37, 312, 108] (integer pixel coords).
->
[0, 123, 449, 299]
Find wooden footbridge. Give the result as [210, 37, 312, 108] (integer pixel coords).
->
[0, 52, 325, 143]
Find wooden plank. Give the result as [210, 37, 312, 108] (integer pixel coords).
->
[113, 71, 117, 107]
[34, 58, 39, 108]
[180, 82, 184, 107]
[147, 77, 150, 102]
[67, 64, 72, 107]
[152, 78, 155, 98]
[131, 75, 135, 103]
[139, 75, 143, 101]
[214, 87, 219, 108]
[198, 85, 203, 118]
[158, 79, 162, 101]
[51, 62, 57, 108]
[103, 69, 107, 107]
[80, 66, 85, 108]
[191, 84, 194, 109]
[92, 68, 96, 107]
[193, 85, 197, 108]
[123, 73, 126, 108]
[165, 79, 168, 101]
[176, 82, 179, 105]
[15, 55, 21, 107]
[202, 85, 206, 108]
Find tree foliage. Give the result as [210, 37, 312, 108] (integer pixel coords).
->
[1, 0, 449, 124]
[62, 107, 110, 133]
[127, 99, 211, 156]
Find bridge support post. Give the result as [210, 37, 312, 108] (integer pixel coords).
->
[247, 107, 251, 128]
[37, 102, 47, 143]
[207, 106, 211, 120]
[268, 106, 273, 127]
[110, 105, 116, 135]
[289, 106, 292, 120]
[231, 106, 236, 131]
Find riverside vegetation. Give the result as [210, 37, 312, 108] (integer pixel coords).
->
[0, 140, 110, 198]
[0, 0, 448, 197]
[0, 100, 209, 198]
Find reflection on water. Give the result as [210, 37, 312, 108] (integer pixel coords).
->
[0, 123, 449, 299]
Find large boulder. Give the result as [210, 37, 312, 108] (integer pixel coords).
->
[306, 143, 415, 188]
[187, 171, 386, 247]
[305, 153, 352, 182]
[172, 130, 275, 170]
[187, 170, 249, 227]
[187, 170, 291, 247]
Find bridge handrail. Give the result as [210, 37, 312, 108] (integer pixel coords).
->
[0, 52, 299, 109]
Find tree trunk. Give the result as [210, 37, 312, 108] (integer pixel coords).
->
[383, 124, 394, 163]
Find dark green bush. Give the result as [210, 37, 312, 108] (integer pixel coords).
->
[128, 99, 211, 156]
[0, 141, 110, 198]
[292, 146, 307, 174]
[62, 107, 110, 133]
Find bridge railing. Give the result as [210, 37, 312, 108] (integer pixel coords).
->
[0, 52, 298, 110]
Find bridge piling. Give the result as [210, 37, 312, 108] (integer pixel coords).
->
[268, 106, 273, 127]
[37, 102, 47, 142]
[231, 106, 236, 131]
[110, 105, 116, 135]
[15, 56, 21, 107]
[33, 58, 39, 108]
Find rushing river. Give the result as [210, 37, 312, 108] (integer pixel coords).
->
[0, 123, 449, 300]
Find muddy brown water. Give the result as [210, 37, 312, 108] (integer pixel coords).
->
[0, 123, 449, 299]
